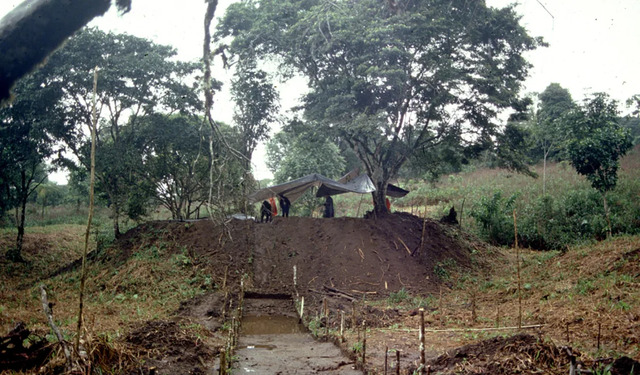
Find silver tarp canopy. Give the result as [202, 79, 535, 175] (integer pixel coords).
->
[248, 173, 376, 204]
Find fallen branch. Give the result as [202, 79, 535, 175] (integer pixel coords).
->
[40, 284, 71, 368]
[397, 237, 412, 255]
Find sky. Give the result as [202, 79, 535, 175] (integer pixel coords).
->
[2, 0, 640, 181]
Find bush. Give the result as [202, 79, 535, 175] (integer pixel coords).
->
[470, 192, 518, 246]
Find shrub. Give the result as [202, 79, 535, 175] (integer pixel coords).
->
[470, 192, 518, 246]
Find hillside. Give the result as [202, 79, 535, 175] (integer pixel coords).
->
[2, 213, 639, 374]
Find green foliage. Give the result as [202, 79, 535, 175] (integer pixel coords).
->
[566, 93, 633, 194]
[470, 192, 518, 246]
[387, 288, 410, 304]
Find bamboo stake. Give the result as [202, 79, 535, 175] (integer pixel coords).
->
[419, 308, 426, 374]
[218, 348, 226, 375]
[75, 65, 99, 357]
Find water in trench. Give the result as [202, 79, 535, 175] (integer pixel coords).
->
[232, 297, 361, 374]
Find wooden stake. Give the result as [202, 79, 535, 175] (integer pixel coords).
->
[219, 348, 226, 375]
[362, 321, 367, 367]
[299, 296, 305, 323]
[514, 209, 522, 329]
[384, 346, 388, 375]
[419, 308, 426, 374]
[597, 323, 601, 351]
[396, 350, 400, 375]
[495, 305, 500, 328]
[340, 310, 345, 343]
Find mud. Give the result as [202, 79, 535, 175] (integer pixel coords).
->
[234, 297, 361, 374]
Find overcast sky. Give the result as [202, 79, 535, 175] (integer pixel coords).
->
[2, 0, 640, 180]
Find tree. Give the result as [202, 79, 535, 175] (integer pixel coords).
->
[534, 83, 575, 194]
[231, 62, 280, 170]
[217, 0, 543, 213]
[41, 28, 201, 237]
[566, 93, 633, 237]
[139, 114, 212, 220]
[230, 61, 280, 212]
[0, 69, 68, 261]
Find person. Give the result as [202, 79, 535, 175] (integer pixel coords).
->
[323, 196, 334, 218]
[260, 200, 272, 223]
[279, 194, 291, 217]
[269, 196, 278, 217]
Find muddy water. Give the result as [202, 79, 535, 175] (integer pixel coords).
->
[232, 298, 361, 374]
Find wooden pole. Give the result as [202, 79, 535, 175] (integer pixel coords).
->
[384, 346, 388, 375]
[340, 310, 345, 342]
[299, 296, 305, 323]
[362, 320, 366, 367]
[514, 209, 522, 329]
[597, 323, 601, 350]
[396, 350, 400, 375]
[219, 348, 226, 375]
[75, 65, 99, 358]
[419, 308, 426, 374]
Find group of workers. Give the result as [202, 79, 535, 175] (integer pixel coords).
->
[260, 195, 335, 222]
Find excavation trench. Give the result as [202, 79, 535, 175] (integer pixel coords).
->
[233, 296, 361, 374]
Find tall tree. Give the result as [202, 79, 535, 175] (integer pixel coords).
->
[566, 93, 633, 238]
[139, 114, 212, 220]
[0, 70, 68, 261]
[41, 27, 201, 237]
[217, 0, 543, 212]
[535, 83, 575, 194]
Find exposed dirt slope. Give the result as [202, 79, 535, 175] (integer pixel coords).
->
[119, 212, 490, 298]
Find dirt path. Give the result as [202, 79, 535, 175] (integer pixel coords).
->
[233, 298, 361, 374]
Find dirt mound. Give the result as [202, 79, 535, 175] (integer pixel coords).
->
[427, 333, 566, 374]
[117, 212, 493, 300]
[125, 320, 217, 374]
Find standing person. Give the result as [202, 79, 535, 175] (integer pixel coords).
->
[269, 196, 278, 217]
[323, 196, 334, 218]
[279, 194, 291, 217]
[260, 200, 272, 223]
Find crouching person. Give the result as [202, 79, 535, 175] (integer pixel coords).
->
[260, 200, 272, 223]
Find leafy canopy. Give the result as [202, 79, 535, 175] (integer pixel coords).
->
[218, 0, 543, 212]
[566, 93, 633, 194]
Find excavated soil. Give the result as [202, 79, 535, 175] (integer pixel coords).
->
[118, 212, 489, 299]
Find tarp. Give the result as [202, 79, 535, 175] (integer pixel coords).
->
[248, 173, 376, 204]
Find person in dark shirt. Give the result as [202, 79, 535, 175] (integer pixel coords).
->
[279, 194, 291, 217]
[260, 200, 272, 222]
[323, 196, 334, 218]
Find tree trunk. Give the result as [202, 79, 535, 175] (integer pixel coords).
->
[602, 192, 612, 239]
[112, 201, 120, 238]
[371, 180, 389, 214]
[542, 149, 548, 196]
[15, 192, 27, 258]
